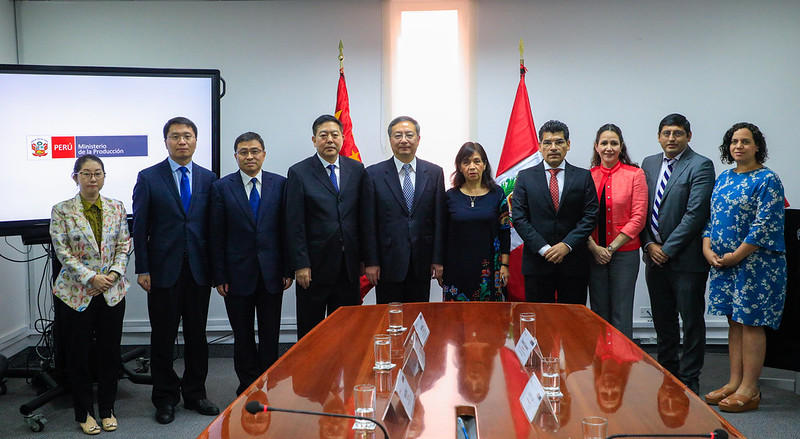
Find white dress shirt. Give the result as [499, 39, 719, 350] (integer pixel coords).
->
[539, 160, 568, 256]
[393, 156, 417, 190]
[240, 169, 261, 198]
[317, 154, 341, 185]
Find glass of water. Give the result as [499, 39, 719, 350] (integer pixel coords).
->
[373, 334, 395, 370]
[387, 302, 406, 333]
[353, 384, 376, 431]
[520, 312, 536, 339]
[541, 356, 562, 397]
[581, 416, 607, 439]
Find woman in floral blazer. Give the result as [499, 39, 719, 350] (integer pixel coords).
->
[50, 154, 130, 434]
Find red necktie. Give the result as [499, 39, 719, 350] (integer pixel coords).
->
[549, 168, 560, 211]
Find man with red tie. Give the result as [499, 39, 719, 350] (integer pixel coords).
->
[511, 120, 599, 304]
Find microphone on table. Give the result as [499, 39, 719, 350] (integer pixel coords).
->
[607, 429, 729, 439]
[245, 400, 390, 439]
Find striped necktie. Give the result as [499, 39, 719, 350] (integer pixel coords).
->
[402, 163, 414, 210]
[650, 158, 676, 240]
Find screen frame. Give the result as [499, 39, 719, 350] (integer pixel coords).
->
[0, 63, 221, 237]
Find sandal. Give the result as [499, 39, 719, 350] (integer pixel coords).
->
[719, 392, 761, 413]
[102, 413, 118, 431]
[79, 415, 101, 435]
[704, 386, 736, 405]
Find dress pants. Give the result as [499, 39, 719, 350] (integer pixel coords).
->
[147, 257, 211, 407]
[224, 275, 283, 395]
[56, 295, 125, 422]
[376, 262, 432, 304]
[645, 265, 707, 393]
[295, 258, 359, 340]
[524, 273, 588, 305]
[589, 249, 640, 339]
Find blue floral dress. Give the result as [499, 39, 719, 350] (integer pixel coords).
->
[703, 167, 786, 329]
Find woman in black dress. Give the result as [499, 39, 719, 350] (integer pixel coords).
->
[443, 142, 510, 301]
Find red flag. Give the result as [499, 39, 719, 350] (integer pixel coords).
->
[334, 69, 373, 300]
[496, 65, 541, 302]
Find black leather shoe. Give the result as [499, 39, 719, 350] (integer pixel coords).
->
[155, 405, 175, 424]
[184, 398, 220, 416]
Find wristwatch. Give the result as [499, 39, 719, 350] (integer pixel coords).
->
[606, 245, 615, 253]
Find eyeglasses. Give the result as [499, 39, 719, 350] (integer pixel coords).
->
[237, 148, 265, 157]
[316, 131, 341, 140]
[541, 139, 567, 147]
[392, 132, 417, 141]
[167, 133, 196, 142]
[660, 130, 686, 138]
[76, 171, 105, 179]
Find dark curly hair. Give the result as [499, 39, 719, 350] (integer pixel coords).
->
[719, 122, 768, 164]
[590, 123, 638, 168]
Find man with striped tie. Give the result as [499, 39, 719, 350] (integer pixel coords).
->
[210, 132, 292, 395]
[640, 113, 715, 395]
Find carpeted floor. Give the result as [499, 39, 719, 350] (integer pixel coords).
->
[1, 346, 798, 438]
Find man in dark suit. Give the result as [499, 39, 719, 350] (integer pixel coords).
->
[132, 117, 219, 424]
[362, 116, 446, 303]
[511, 120, 598, 304]
[286, 115, 366, 339]
[209, 132, 292, 396]
[640, 113, 714, 394]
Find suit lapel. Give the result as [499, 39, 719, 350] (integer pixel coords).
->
[662, 148, 693, 198]
[71, 195, 101, 255]
[311, 156, 339, 196]
[410, 160, 428, 216]
[338, 159, 351, 195]
[159, 160, 185, 215]
[257, 171, 273, 225]
[231, 173, 256, 226]
[536, 163, 558, 214]
[382, 159, 408, 213]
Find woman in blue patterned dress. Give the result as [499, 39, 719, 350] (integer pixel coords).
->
[701, 122, 786, 413]
[442, 142, 510, 301]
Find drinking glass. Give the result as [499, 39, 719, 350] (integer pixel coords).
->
[353, 384, 376, 431]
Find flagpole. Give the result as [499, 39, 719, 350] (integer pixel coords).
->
[519, 38, 526, 76]
[338, 40, 344, 74]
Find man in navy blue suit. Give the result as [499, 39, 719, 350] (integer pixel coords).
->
[132, 117, 219, 424]
[209, 132, 292, 396]
[286, 115, 366, 339]
[361, 116, 447, 303]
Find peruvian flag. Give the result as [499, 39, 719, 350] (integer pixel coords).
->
[495, 65, 541, 302]
[334, 68, 373, 300]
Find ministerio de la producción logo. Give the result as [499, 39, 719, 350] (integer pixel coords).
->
[27, 135, 148, 160]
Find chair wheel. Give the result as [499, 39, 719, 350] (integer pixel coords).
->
[25, 413, 47, 432]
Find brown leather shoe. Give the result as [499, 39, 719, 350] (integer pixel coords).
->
[704, 386, 735, 405]
[719, 392, 761, 413]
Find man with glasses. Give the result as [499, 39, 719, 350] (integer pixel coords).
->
[511, 120, 598, 304]
[132, 116, 219, 424]
[286, 115, 366, 339]
[209, 132, 291, 396]
[361, 116, 447, 303]
[640, 113, 714, 394]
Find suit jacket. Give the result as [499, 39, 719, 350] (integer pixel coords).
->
[639, 147, 715, 272]
[209, 170, 287, 296]
[361, 157, 447, 282]
[285, 154, 365, 284]
[132, 159, 217, 288]
[50, 194, 130, 311]
[511, 161, 599, 276]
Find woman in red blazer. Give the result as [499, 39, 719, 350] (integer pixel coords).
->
[587, 124, 648, 339]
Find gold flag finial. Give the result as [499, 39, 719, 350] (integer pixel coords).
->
[519, 39, 524, 66]
[338, 40, 344, 71]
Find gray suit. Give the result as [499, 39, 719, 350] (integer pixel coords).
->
[640, 146, 714, 393]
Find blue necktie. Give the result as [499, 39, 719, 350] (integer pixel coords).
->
[328, 164, 339, 192]
[651, 158, 676, 239]
[249, 177, 260, 221]
[402, 163, 413, 210]
[178, 166, 191, 212]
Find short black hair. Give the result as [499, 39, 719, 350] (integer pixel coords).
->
[388, 116, 421, 137]
[719, 122, 768, 164]
[538, 120, 569, 141]
[658, 113, 691, 136]
[163, 116, 198, 139]
[312, 114, 343, 135]
[73, 154, 105, 174]
[233, 131, 265, 152]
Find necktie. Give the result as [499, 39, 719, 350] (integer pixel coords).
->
[548, 168, 560, 211]
[328, 164, 339, 192]
[402, 163, 414, 211]
[651, 158, 676, 239]
[178, 166, 191, 212]
[249, 177, 260, 220]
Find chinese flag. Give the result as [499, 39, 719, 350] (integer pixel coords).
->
[335, 69, 372, 300]
[495, 65, 541, 302]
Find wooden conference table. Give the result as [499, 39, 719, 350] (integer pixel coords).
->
[198, 302, 742, 439]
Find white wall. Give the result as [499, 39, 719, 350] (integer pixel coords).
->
[1, 0, 798, 353]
